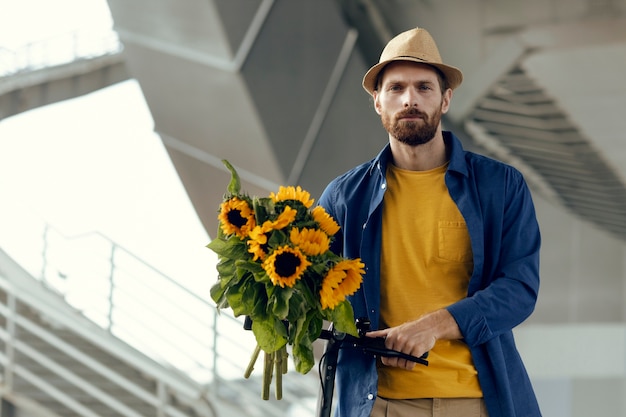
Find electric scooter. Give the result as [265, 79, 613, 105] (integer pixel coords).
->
[244, 317, 429, 417]
[315, 318, 428, 417]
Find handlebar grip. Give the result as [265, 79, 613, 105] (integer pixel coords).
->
[342, 334, 429, 366]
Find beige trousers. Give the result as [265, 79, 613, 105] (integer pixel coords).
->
[370, 397, 489, 417]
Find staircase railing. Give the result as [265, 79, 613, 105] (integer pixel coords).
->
[0, 267, 214, 417]
[0, 203, 319, 416]
[38, 223, 229, 381]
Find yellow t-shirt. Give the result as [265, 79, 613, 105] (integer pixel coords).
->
[377, 163, 482, 399]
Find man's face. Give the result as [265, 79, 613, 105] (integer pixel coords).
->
[373, 62, 451, 146]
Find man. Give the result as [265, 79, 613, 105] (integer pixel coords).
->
[318, 27, 542, 417]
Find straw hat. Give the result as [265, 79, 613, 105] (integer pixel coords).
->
[362, 27, 463, 95]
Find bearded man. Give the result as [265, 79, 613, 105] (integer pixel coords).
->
[318, 27, 542, 417]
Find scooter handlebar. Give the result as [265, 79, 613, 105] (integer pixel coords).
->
[318, 329, 429, 366]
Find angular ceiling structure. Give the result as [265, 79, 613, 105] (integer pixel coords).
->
[105, 0, 626, 240]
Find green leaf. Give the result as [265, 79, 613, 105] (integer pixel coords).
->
[252, 316, 288, 353]
[291, 313, 322, 374]
[243, 280, 266, 315]
[222, 159, 241, 195]
[328, 300, 358, 336]
[290, 312, 323, 374]
[270, 287, 293, 320]
[211, 237, 248, 258]
[237, 259, 264, 275]
[296, 278, 319, 311]
[206, 237, 234, 257]
[268, 229, 288, 247]
[286, 291, 306, 324]
[215, 254, 234, 269]
[253, 197, 274, 224]
[307, 262, 327, 281]
[206, 237, 226, 253]
[225, 288, 247, 317]
[292, 339, 314, 374]
[251, 289, 270, 318]
[210, 281, 228, 309]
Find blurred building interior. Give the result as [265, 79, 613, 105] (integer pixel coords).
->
[1, 0, 626, 416]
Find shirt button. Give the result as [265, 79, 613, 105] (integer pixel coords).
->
[381, 183, 386, 190]
[367, 394, 374, 400]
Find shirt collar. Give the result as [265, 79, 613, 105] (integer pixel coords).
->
[368, 144, 393, 176]
[444, 131, 469, 177]
[368, 131, 469, 177]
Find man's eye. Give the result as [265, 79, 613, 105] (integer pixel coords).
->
[419, 85, 433, 91]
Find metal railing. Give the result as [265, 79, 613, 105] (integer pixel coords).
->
[0, 203, 319, 416]
[0, 28, 122, 77]
[37, 223, 233, 382]
[0, 276, 211, 417]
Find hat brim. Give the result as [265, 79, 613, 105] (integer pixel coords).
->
[362, 57, 463, 96]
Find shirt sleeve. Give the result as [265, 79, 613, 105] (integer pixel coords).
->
[447, 168, 541, 347]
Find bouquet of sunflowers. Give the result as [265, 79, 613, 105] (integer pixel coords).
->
[208, 160, 364, 400]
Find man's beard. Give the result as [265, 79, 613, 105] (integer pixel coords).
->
[381, 105, 442, 146]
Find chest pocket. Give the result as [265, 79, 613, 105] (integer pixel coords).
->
[438, 220, 473, 263]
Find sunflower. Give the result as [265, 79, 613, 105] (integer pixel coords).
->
[319, 259, 365, 310]
[218, 197, 256, 239]
[263, 246, 311, 288]
[247, 224, 271, 261]
[290, 227, 330, 256]
[311, 206, 340, 236]
[270, 186, 314, 208]
[246, 205, 298, 261]
[270, 205, 297, 229]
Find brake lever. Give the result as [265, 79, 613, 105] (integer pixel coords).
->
[339, 333, 429, 366]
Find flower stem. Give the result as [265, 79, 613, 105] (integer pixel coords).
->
[275, 347, 283, 400]
[262, 351, 273, 400]
[281, 347, 288, 374]
[244, 344, 262, 379]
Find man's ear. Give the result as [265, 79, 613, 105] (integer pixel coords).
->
[373, 91, 382, 115]
[441, 88, 452, 114]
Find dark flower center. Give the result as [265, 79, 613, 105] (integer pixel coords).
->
[274, 252, 301, 277]
[227, 209, 247, 228]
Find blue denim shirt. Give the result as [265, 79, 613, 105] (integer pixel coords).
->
[318, 131, 542, 417]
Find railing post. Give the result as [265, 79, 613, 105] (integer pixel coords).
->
[156, 379, 166, 417]
[72, 31, 79, 59]
[40, 223, 49, 284]
[212, 312, 219, 388]
[4, 292, 16, 391]
[107, 243, 116, 332]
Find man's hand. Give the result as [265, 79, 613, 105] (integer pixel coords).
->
[365, 309, 461, 370]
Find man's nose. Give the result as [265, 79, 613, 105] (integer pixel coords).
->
[403, 88, 419, 107]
